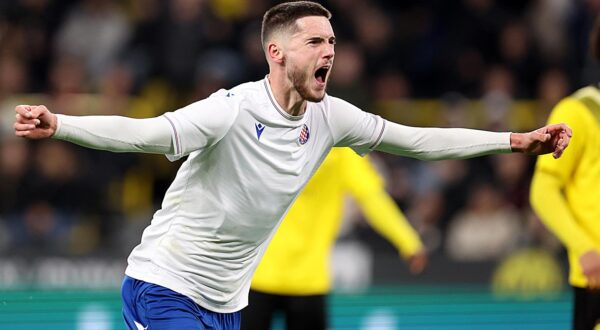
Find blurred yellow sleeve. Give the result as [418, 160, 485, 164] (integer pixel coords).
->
[530, 97, 595, 257]
[341, 149, 423, 258]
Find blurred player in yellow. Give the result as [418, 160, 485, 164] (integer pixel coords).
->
[530, 17, 600, 330]
[241, 148, 427, 330]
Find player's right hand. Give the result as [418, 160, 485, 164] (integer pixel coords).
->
[14, 105, 57, 139]
[580, 249, 600, 289]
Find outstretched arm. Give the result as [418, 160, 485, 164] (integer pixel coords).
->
[375, 121, 571, 160]
[14, 105, 174, 154]
[14, 94, 238, 159]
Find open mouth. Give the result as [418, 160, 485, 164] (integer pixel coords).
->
[314, 66, 330, 84]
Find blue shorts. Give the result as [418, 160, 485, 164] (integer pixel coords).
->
[121, 276, 241, 330]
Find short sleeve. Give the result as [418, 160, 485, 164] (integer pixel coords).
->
[535, 98, 587, 182]
[162, 90, 239, 161]
[326, 96, 386, 156]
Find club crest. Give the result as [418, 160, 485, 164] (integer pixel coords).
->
[298, 124, 310, 145]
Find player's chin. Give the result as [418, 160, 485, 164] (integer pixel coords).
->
[306, 90, 326, 102]
[308, 83, 326, 101]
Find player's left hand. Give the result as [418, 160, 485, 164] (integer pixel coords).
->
[510, 123, 572, 159]
[408, 250, 428, 275]
[580, 249, 600, 289]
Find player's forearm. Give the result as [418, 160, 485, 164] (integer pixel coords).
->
[53, 114, 174, 154]
[530, 171, 596, 255]
[376, 121, 512, 160]
[359, 190, 423, 258]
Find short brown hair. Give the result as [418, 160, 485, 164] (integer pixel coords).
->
[261, 1, 331, 49]
[591, 15, 600, 63]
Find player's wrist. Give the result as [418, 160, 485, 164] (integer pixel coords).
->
[509, 132, 524, 153]
[51, 114, 63, 138]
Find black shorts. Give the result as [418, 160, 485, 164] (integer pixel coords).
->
[573, 286, 600, 330]
[241, 289, 326, 330]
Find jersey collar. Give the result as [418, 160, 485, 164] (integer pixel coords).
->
[263, 76, 305, 121]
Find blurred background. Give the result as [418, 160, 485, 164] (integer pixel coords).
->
[0, 0, 598, 329]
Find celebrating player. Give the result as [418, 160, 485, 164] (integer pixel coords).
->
[15, 2, 570, 330]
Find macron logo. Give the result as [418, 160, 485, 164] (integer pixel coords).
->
[255, 122, 265, 140]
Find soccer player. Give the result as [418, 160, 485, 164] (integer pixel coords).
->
[14, 2, 570, 330]
[242, 148, 427, 330]
[530, 16, 600, 330]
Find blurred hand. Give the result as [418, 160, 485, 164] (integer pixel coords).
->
[408, 250, 428, 275]
[580, 250, 600, 289]
[510, 123, 572, 159]
[14, 105, 57, 139]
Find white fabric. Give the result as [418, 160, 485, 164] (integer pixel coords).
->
[57, 78, 383, 313]
[51, 77, 511, 313]
[54, 115, 173, 154]
[377, 124, 512, 159]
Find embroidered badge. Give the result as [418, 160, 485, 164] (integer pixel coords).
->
[298, 124, 310, 145]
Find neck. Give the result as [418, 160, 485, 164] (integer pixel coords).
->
[267, 72, 307, 117]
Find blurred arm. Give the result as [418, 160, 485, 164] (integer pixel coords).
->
[529, 98, 595, 255]
[361, 189, 424, 257]
[344, 152, 424, 260]
[530, 170, 595, 255]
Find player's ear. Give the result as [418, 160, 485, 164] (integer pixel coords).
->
[267, 42, 284, 64]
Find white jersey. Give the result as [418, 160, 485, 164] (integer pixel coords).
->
[53, 76, 510, 313]
[124, 78, 385, 312]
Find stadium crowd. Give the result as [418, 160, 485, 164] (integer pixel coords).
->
[0, 0, 598, 282]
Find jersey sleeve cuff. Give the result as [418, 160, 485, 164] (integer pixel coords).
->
[52, 114, 66, 139]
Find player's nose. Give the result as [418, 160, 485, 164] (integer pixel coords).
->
[323, 45, 334, 59]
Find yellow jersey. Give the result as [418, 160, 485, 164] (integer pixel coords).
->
[251, 148, 423, 295]
[531, 86, 600, 287]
